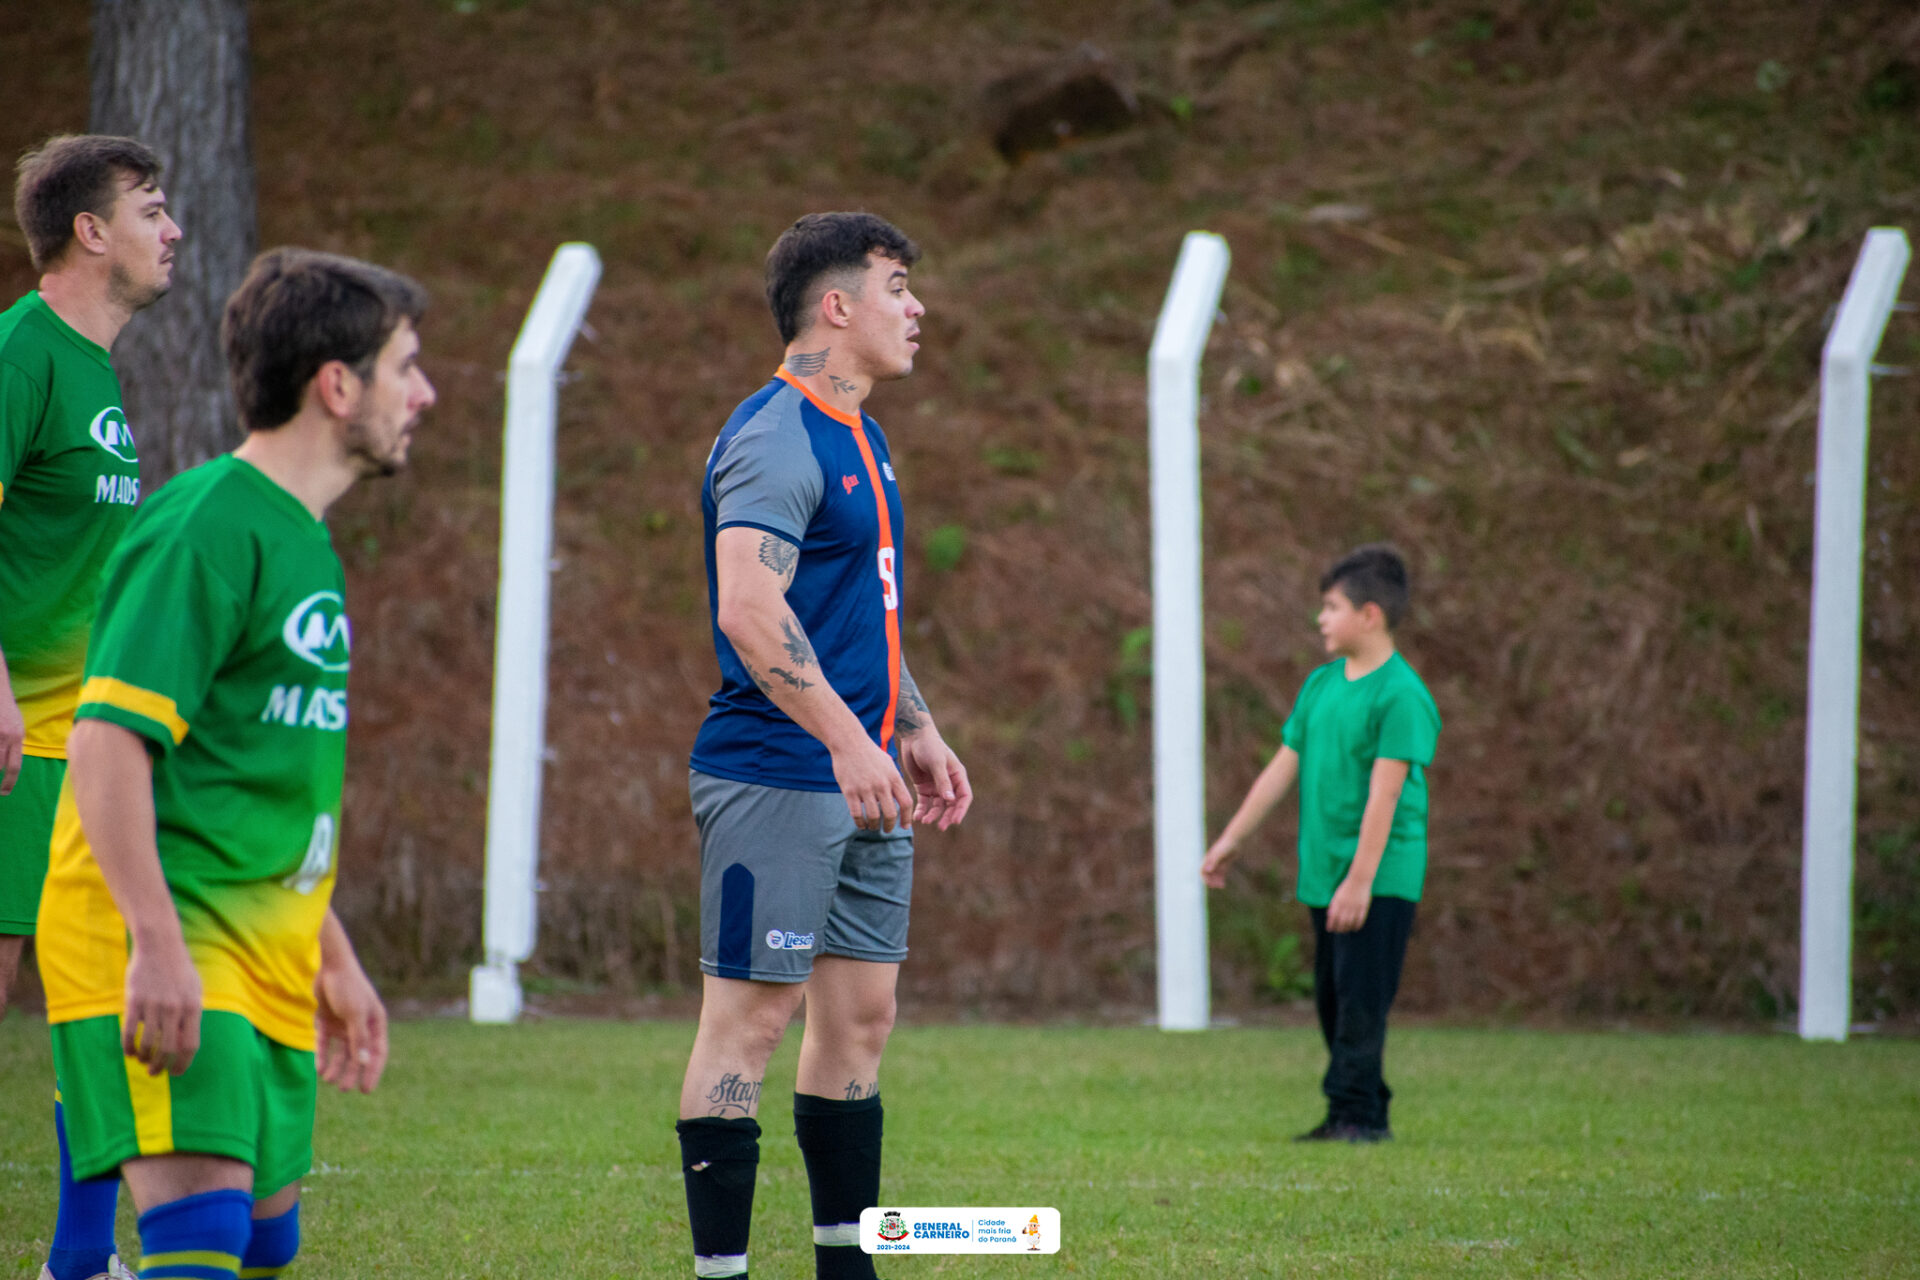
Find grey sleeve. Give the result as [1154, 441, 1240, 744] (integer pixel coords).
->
[711, 400, 824, 545]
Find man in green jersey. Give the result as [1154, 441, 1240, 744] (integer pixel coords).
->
[37, 247, 434, 1280]
[1202, 546, 1441, 1144]
[3, 133, 180, 1280]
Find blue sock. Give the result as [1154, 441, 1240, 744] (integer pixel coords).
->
[238, 1203, 298, 1278]
[135, 1189, 251, 1280]
[46, 1098, 121, 1280]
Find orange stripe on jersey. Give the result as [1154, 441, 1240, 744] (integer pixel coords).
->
[773, 367, 861, 427]
[847, 422, 901, 750]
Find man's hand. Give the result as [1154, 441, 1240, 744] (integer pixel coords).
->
[122, 933, 202, 1077]
[1326, 875, 1373, 933]
[316, 950, 389, 1094]
[1199, 836, 1238, 890]
[0, 688, 23, 795]
[898, 730, 972, 831]
[832, 737, 916, 833]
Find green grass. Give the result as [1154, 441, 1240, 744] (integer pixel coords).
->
[3, 1018, 1917, 1276]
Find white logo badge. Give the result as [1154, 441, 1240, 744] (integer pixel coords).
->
[283, 813, 335, 895]
[282, 591, 352, 672]
[89, 407, 138, 463]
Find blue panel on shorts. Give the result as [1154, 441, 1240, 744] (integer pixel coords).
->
[718, 862, 756, 979]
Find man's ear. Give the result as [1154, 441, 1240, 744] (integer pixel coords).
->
[308, 360, 361, 419]
[1360, 601, 1387, 630]
[817, 285, 856, 332]
[69, 210, 110, 258]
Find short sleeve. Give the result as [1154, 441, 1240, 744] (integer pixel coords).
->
[711, 411, 824, 546]
[1280, 671, 1320, 752]
[76, 528, 248, 752]
[0, 358, 47, 500]
[1374, 683, 1440, 766]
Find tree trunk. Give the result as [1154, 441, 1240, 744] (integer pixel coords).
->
[90, 0, 255, 487]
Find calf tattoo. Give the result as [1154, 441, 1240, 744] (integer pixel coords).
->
[844, 1079, 879, 1101]
[706, 1072, 763, 1117]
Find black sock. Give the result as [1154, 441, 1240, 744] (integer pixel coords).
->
[678, 1116, 761, 1279]
[794, 1093, 883, 1280]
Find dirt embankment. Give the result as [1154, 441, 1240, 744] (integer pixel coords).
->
[3, 1, 1917, 1023]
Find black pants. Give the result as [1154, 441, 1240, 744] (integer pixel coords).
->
[1309, 896, 1417, 1129]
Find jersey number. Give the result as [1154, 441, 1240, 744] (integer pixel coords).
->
[284, 813, 335, 895]
[877, 547, 897, 611]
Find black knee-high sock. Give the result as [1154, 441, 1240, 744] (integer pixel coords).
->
[793, 1093, 883, 1280]
[678, 1116, 761, 1279]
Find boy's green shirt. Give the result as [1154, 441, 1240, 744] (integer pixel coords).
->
[1281, 651, 1441, 907]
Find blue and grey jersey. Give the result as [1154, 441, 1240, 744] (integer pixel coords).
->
[690, 370, 905, 792]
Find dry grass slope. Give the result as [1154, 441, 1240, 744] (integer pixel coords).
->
[2, 0, 1917, 1021]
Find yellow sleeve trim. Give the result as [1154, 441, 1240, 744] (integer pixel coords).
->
[78, 676, 189, 744]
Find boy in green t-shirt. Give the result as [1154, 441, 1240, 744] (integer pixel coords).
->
[1202, 546, 1441, 1143]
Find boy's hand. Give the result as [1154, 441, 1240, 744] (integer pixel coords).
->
[1200, 837, 1237, 889]
[1327, 876, 1373, 932]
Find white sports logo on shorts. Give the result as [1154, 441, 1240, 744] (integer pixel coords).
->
[766, 929, 815, 951]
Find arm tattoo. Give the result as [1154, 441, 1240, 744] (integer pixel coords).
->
[896, 662, 932, 734]
[767, 666, 816, 692]
[829, 374, 858, 395]
[780, 615, 818, 669]
[740, 655, 774, 696]
[844, 1079, 879, 1101]
[705, 1073, 763, 1118]
[757, 533, 798, 587]
[785, 348, 829, 376]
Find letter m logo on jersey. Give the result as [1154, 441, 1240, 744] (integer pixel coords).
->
[282, 591, 351, 672]
[88, 407, 138, 463]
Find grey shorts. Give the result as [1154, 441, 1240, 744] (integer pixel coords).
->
[690, 770, 914, 982]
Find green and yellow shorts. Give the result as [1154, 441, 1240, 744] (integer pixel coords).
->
[0, 754, 65, 934]
[51, 1009, 317, 1197]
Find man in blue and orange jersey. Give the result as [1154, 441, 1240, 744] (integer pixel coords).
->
[675, 212, 973, 1280]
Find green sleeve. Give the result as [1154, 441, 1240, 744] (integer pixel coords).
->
[0, 357, 47, 498]
[76, 527, 248, 752]
[1374, 682, 1440, 766]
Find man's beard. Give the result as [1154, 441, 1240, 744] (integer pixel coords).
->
[343, 408, 409, 479]
[107, 260, 169, 313]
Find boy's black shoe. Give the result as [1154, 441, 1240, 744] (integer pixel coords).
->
[1292, 1119, 1341, 1142]
[1331, 1122, 1393, 1144]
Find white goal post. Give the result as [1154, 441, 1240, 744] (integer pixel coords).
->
[470, 243, 603, 1025]
[1799, 227, 1910, 1042]
[1149, 231, 1230, 1032]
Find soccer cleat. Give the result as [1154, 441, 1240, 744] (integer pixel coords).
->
[1331, 1122, 1393, 1144]
[1292, 1118, 1340, 1142]
[38, 1258, 135, 1280]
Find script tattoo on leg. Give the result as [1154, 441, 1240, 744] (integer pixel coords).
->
[844, 1079, 879, 1101]
[705, 1073, 763, 1117]
[785, 348, 829, 376]
[758, 534, 798, 586]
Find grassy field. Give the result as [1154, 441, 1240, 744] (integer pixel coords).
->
[2, 1017, 1917, 1277]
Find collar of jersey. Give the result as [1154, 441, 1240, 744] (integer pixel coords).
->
[26, 292, 113, 371]
[773, 366, 862, 428]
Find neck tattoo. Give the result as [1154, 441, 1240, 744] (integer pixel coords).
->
[786, 348, 828, 376]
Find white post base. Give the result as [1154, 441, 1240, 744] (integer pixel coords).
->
[469, 959, 523, 1024]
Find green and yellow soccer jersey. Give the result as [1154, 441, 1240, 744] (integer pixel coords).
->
[0, 291, 142, 759]
[37, 455, 349, 1051]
